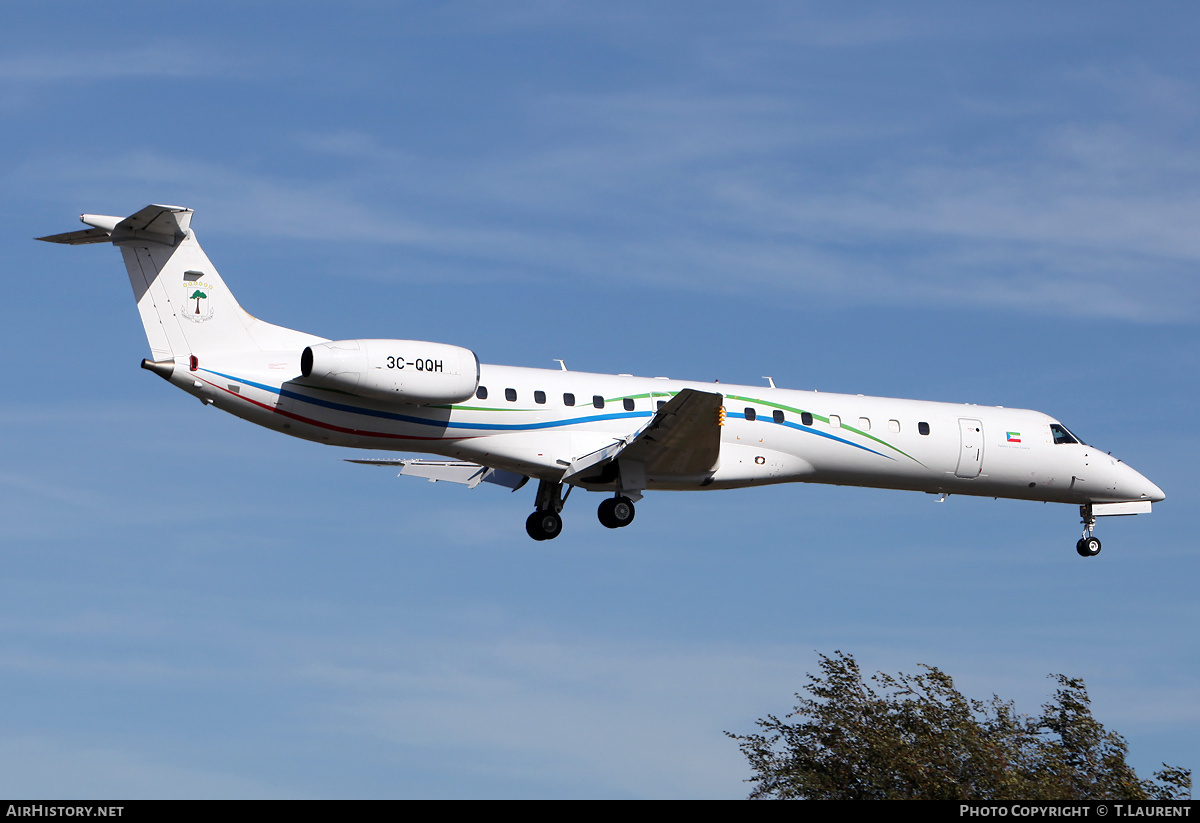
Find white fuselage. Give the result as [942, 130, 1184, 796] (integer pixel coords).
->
[38, 204, 1164, 548]
[177, 352, 1164, 507]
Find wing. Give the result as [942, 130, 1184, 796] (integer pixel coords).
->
[346, 458, 529, 490]
[347, 388, 724, 494]
[562, 388, 723, 485]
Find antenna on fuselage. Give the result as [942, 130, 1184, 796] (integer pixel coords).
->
[763, 376, 776, 389]
[553, 359, 567, 371]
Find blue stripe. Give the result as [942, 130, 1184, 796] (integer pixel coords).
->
[206, 368, 890, 457]
[202, 368, 652, 432]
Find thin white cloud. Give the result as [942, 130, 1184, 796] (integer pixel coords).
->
[0, 45, 242, 83]
[295, 634, 799, 797]
[0, 735, 293, 798]
[24, 113, 1200, 322]
[15, 10, 1200, 323]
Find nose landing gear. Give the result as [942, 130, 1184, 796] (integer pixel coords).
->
[1076, 505, 1101, 557]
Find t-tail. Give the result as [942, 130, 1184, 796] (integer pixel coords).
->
[38, 205, 319, 366]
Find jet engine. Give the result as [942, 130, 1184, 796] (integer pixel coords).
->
[300, 339, 479, 405]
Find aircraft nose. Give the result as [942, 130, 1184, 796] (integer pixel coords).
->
[1120, 462, 1165, 503]
[1144, 478, 1166, 503]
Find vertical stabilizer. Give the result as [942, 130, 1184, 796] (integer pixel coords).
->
[39, 205, 320, 358]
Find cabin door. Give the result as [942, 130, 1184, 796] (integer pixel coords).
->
[955, 418, 984, 478]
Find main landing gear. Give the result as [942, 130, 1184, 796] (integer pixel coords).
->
[526, 509, 563, 541]
[523, 481, 640, 540]
[1076, 504, 1102, 557]
[598, 496, 636, 529]
[526, 479, 569, 541]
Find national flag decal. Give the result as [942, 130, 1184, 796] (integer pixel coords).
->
[1007, 432, 1021, 443]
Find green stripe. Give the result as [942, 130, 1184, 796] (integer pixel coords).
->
[724, 393, 924, 466]
[452, 385, 925, 467]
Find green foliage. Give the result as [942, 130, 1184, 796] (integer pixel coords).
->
[728, 652, 1190, 800]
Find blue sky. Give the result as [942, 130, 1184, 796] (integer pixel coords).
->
[2, 1, 1197, 798]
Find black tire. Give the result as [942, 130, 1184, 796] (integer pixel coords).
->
[1076, 536, 1101, 557]
[598, 498, 619, 529]
[599, 496, 636, 529]
[526, 510, 562, 541]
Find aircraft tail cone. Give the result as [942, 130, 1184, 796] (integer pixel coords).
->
[141, 358, 176, 381]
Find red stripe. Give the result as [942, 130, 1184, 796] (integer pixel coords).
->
[197, 376, 474, 443]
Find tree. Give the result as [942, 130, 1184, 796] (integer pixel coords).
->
[190, 289, 207, 314]
[727, 651, 1190, 800]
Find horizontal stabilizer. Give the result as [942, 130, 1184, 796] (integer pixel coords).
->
[36, 227, 114, 245]
[346, 458, 528, 490]
[37, 204, 193, 247]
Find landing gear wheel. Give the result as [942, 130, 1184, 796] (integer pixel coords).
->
[526, 510, 563, 541]
[1076, 505, 1102, 558]
[598, 496, 636, 529]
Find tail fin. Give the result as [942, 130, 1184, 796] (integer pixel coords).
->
[39, 205, 319, 359]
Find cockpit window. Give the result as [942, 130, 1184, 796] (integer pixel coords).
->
[1050, 423, 1084, 445]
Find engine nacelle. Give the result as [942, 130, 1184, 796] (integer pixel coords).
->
[300, 339, 479, 405]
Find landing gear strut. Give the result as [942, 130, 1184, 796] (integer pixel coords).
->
[526, 479, 569, 541]
[1076, 504, 1101, 557]
[598, 496, 636, 529]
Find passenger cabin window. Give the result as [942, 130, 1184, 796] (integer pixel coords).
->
[772, 410, 784, 424]
[476, 386, 488, 400]
[829, 415, 841, 428]
[563, 393, 575, 406]
[889, 419, 901, 433]
[801, 412, 813, 426]
[505, 388, 517, 402]
[623, 398, 634, 411]
[859, 417, 871, 431]
[745, 407, 756, 421]
[1050, 423, 1083, 445]
[918, 422, 931, 436]
[534, 390, 546, 405]
[593, 395, 605, 409]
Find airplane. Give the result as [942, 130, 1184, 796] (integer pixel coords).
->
[39, 205, 1165, 555]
